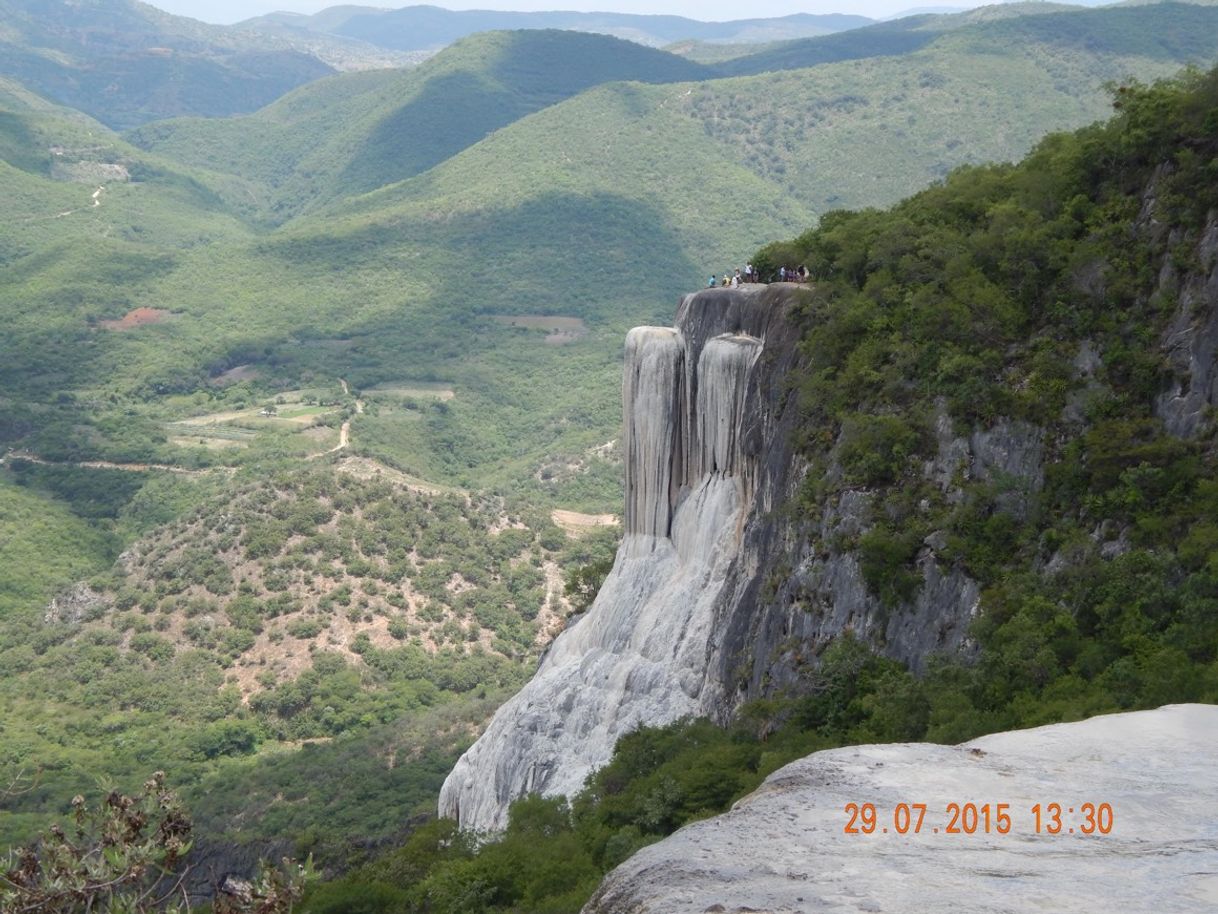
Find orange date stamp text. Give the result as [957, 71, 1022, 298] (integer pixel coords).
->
[842, 802, 1115, 836]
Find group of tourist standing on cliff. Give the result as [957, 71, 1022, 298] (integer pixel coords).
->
[708, 263, 810, 288]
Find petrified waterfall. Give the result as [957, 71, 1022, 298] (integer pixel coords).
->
[622, 327, 683, 543]
[439, 288, 776, 833]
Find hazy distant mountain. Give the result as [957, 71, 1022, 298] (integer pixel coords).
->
[883, 5, 969, 16]
[0, 0, 405, 129]
[240, 5, 875, 52]
[249, 5, 388, 33]
[717, 0, 1215, 75]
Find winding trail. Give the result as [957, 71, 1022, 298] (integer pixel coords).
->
[1, 451, 230, 477]
[6, 377, 365, 474]
[50, 185, 105, 220]
[307, 379, 363, 459]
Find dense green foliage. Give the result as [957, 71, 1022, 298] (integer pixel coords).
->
[0, 460, 622, 864]
[0, 473, 120, 617]
[187, 698, 508, 868]
[769, 66, 1218, 718]
[293, 66, 1218, 914]
[5, 8, 1218, 908]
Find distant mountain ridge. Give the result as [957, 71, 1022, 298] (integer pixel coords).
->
[240, 4, 875, 51]
[126, 29, 709, 221]
[128, 0, 1218, 231]
[716, 1, 1208, 76]
[0, 0, 409, 129]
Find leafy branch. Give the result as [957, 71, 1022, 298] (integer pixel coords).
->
[0, 773, 311, 914]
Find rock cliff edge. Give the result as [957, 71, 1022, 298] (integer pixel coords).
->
[584, 704, 1218, 914]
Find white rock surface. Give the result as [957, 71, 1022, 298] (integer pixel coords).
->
[439, 293, 772, 832]
[585, 704, 1218, 914]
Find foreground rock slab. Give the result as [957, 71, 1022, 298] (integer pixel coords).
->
[585, 704, 1218, 914]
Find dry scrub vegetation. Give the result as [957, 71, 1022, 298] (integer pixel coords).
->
[72, 466, 604, 699]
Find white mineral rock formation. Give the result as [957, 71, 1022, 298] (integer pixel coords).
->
[584, 704, 1218, 914]
[439, 289, 771, 832]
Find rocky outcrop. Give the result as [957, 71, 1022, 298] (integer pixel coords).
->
[439, 285, 801, 832]
[439, 284, 995, 832]
[969, 419, 1043, 518]
[45, 583, 111, 624]
[584, 704, 1218, 914]
[1156, 212, 1218, 438]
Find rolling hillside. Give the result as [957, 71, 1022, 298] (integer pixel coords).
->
[315, 1, 1218, 252]
[4, 0, 1218, 878]
[129, 2, 1218, 228]
[719, 2, 1218, 76]
[127, 30, 710, 221]
[8, 2, 1218, 510]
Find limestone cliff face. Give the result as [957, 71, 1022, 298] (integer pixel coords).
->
[439, 284, 999, 832]
[1155, 211, 1218, 437]
[440, 202, 1218, 832]
[439, 285, 803, 832]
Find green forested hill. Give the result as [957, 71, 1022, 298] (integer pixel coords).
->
[717, 1, 1218, 77]
[85, 0, 1218, 485]
[310, 0, 1218, 259]
[130, 1, 1218, 231]
[127, 30, 710, 222]
[0, 101, 257, 450]
[4, 0, 1218, 886]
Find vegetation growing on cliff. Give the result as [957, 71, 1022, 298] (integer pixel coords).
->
[5, 7, 1218, 908]
[767, 65, 1218, 736]
[287, 65, 1218, 914]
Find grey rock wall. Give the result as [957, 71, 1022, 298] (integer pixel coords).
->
[438, 284, 1014, 832]
[439, 285, 800, 832]
[1156, 212, 1218, 437]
